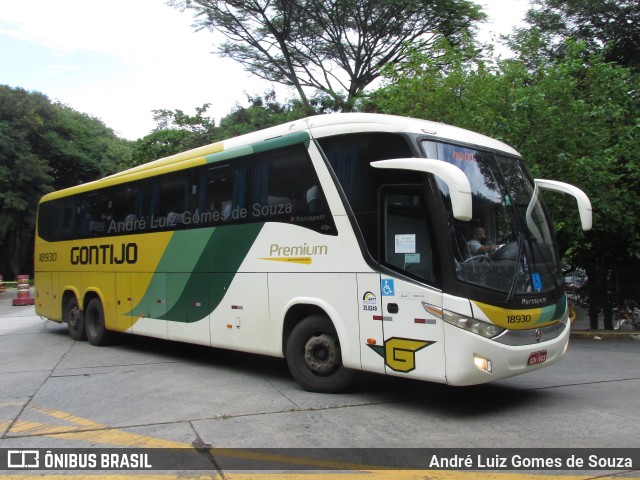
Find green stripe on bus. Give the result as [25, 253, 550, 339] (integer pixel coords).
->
[535, 294, 567, 324]
[128, 223, 264, 322]
[204, 131, 310, 164]
[205, 145, 253, 163]
[252, 131, 310, 153]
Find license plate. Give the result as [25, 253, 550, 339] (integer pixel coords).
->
[528, 350, 547, 365]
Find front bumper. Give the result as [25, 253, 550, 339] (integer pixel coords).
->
[443, 319, 570, 386]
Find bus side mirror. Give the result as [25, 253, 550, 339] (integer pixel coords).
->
[371, 158, 472, 221]
[535, 179, 593, 231]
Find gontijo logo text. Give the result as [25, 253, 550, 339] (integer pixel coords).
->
[70, 243, 138, 265]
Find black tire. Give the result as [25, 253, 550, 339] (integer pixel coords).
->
[285, 315, 355, 393]
[84, 297, 113, 346]
[65, 296, 86, 341]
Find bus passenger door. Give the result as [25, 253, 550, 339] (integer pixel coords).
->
[378, 187, 446, 382]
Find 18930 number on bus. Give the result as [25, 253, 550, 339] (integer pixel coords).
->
[507, 315, 532, 324]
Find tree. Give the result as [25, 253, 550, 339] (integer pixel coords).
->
[130, 93, 309, 168]
[0, 85, 132, 278]
[218, 90, 308, 136]
[42, 104, 131, 188]
[152, 103, 217, 135]
[152, 103, 221, 148]
[0, 87, 54, 278]
[128, 103, 221, 167]
[515, 0, 640, 70]
[127, 129, 195, 168]
[172, 0, 485, 111]
[364, 38, 501, 130]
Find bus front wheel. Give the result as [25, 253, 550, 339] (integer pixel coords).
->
[286, 315, 354, 393]
[65, 296, 85, 341]
[85, 298, 113, 346]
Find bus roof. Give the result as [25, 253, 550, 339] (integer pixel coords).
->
[41, 113, 520, 201]
[219, 113, 520, 156]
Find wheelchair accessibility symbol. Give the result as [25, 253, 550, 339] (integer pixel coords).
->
[381, 279, 395, 296]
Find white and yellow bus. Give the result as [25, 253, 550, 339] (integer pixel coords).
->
[35, 113, 592, 392]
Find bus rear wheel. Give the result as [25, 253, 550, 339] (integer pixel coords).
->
[65, 296, 85, 341]
[286, 315, 354, 393]
[85, 298, 113, 346]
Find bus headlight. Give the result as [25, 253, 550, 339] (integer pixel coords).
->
[442, 311, 505, 339]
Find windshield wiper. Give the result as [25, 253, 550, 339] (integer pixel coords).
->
[505, 233, 526, 303]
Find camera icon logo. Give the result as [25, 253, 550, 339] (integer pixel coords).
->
[7, 450, 40, 468]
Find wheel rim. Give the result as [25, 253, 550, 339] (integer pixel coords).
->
[303, 333, 338, 376]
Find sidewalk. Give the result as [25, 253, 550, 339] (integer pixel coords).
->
[569, 329, 640, 340]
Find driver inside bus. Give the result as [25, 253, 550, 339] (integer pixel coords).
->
[467, 227, 498, 256]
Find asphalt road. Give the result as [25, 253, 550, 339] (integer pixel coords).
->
[1, 289, 639, 479]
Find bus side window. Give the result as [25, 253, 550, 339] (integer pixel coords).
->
[112, 185, 141, 227]
[148, 173, 189, 226]
[199, 162, 247, 221]
[196, 160, 247, 224]
[202, 164, 232, 219]
[249, 145, 336, 234]
[79, 192, 110, 237]
[38, 196, 78, 242]
[59, 198, 78, 240]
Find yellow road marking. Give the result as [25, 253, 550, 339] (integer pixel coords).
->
[222, 474, 635, 480]
[1, 405, 638, 479]
[0, 473, 637, 480]
[3, 404, 186, 448]
[0, 476, 219, 480]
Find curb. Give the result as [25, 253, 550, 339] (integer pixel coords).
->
[570, 330, 640, 340]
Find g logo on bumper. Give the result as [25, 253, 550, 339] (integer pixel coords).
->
[368, 337, 435, 373]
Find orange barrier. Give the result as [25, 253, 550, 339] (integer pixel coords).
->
[12, 275, 35, 306]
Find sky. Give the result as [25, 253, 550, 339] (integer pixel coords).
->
[0, 0, 530, 141]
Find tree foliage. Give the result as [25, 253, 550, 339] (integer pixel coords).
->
[0, 87, 53, 278]
[514, 0, 640, 70]
[126, 104, 220, 167]
[152, 103, 217, 135]
[127, 129, 195, 169]
[218, 90, 308, 136]
[172, 0, 485, 111]
[130, 92, 308, 166]
[43, 104, 130, 188]
[0, 85, 132, 278]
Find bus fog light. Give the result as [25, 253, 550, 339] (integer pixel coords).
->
[473, 354, 492, 373]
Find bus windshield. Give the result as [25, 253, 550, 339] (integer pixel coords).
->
[422, 140, 560, 296]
